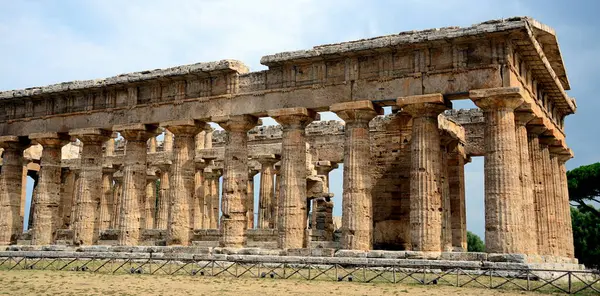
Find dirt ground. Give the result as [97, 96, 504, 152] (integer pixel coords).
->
[0, 270, 546, 296]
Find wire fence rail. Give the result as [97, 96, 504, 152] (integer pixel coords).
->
[0, 254, 598, 295]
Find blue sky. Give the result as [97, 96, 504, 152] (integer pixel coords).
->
[2, 0, 598, 240]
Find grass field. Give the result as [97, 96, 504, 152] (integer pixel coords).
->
[0, 269, 545, 296]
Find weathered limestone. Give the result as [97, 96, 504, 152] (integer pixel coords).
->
[162, 120, 204, 246]
[539, 141, 559, 256]
[111, 175, 123, 230]
[247, 169, 259, 229]
[70, 129, 112, 245]
[514, 112, 538, 255]
[214, 115, 258, 247]
[312, 161, 338, 241]
[448, 146, 467, 252]
[557, 152, 575, 258]
[114, 124, 158, 246]
[29, 133, 70, 245]
[156, 165, 170, 230]
[98, 167, 116, 232]
[273, 162, 281, 230]
[471, 87, 524, 254]
[440, 145, 452, 252]
[398, 94, 449, 252]
[58, 168, 75, 230]
[331, 100, 379, 250]
[144, 175, 157, 229]
[527, 131, 549, 255]
[193, 161, 207, 230]
[0, 137, 29, 245]
[208, 168, 222, 229]
[268, 108, 318, 249]
[256, 155, 279, 229]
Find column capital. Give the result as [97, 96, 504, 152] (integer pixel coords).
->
[254, 154, 281, 166]
[514, 112, 536, 126]
[314, 161, 339, 175]
[0, 136, 30, 150]
[249, 168, 260, 178]
[213, 115, 259, 132]
[161, 119, 207, 135]
[114, 124, 159, 141]
[195, 159, 208, 170]
[30, 132, 71, 148]
[268, 108, 319, 129]
[70, 128, 113, 144]
[470, 87, 524, 111]
[397, 94, 449, 118]
[331, 100, 381, 124]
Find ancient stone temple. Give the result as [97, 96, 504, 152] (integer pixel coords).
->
[0, 17, 577, 263]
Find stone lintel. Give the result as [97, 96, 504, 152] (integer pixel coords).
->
[330, 100, 381, 113]
[469, 87, 524, 100]
[267, 107, 319, 120]
[397, 93, 445, 107]
[160, 119, 208, 129]
[212, 115, 260, 132]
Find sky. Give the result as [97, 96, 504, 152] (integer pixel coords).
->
[3, 0, 599, 241]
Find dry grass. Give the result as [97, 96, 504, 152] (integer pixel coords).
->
[0, 269, 546, 296]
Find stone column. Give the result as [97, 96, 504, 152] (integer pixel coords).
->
[514, 112, 538, 255]
[247, 168, 259, 229]
[313, 161, 338, 241]
[273, 162, 281, 230]
[448, 146, 467, 251]
[161, 120, 204, 246]
[332, 101, 378, 250]
[209, 168, 222, 229]
[268, 108, 317, 249]
[58, 168, 75, 230]
[70, 170, 81, 228]
[256, 155, 279, 229]
[111, 173, 123, 229]
[397, 94, 448, 252]
[144, 175, 157, 229]
[105, 138, 115, 156]
[114, 124, 158, 246]
[539, 140, 559, 255]
[148, 137, 157, 153]
[98, 167, 116, 232]
[204, 128, 213, 149]
[0, 137, 29, 245]
[439, 145, 452, 252]
[70, 129, 112, 245]
[557, 151, 575, 258]
[471, 87, 524, 254]
[29, 133, 69, 245]
[528, 132, 550, 255]
[214, 115, 258, 247]
[549, 151, 564, 257]
[155, 165, 170, 230]
[164, 130, 174, 152]
[193, 161, 207, 230]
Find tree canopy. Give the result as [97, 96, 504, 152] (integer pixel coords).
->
[571, 207, 600, 269]
[567, 162, 600, 217]
[467, 231, 485, 252]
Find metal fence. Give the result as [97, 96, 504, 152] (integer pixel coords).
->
[0, 254, 598, 295]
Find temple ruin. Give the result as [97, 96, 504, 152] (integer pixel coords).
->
[0, 17, 578, 265]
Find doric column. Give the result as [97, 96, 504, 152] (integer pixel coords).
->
[193, 161, 208, 230]
[148, 137, 158, 153]
[204, 127, 213, 149]
[528, 131, 550, 254]
[70, 170, 81, 228]
[313, 161, 338, 241]
[214, 115, 258, 248]
[110, 173, 123, 229]
[332, 101, 379, 250]
[144, 175, 157, 229]
[448, 145, 467, 251]
[114, 124, 158, 246]
[104, 138, 115, 156]
[539, 139, 559, 255]
[256, 155, 279, 229]
[247, 168, 259, 229]
[70, 129, 112, 245]
[29, 133, 69, 245]
[98, 167, 116, 232]
[155, 165, 170, 230]
[209, 168, 222, 229]
[161, 120, 204, 246]
[0, 137, 29, 245]
[471, 87, 524, 254]
[514, 112, 538, 255]
[273, 162, 281, 229]
[58, 168, 76, 230]
[164, 130, 174, 152]
[440, 145, 452, 252]
[557, 151, 575, 258]
[268, 108, 317, 249]
[397, 94, 449, 252]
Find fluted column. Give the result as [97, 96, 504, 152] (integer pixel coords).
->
[557, 151, 575, 258]
[256, 155, 279, 229]
[214, 115, 258, 247]
[193, 161, 207, 230]
[471, 87, 524, 254]
[164, 130, 174, 152]
[269, 108, 317, 249]
[247, 169, 259, 229]
[58, 168, 75, 230]
[528, 132, 549, 254]
[162, 120, 204, 246]
[111, 174, 123, 229]
[155, 165, 170, 230]
[332, 101, 378, 250]
[209, 169, 222, 229]
[440, 145, 452, 252]
[99, 167, 116, 232]
[398, 94, 448, 252]
[114, 124, 158, 246]
[0, 137, 29, 245]
[539, 140, 559, 255]
[144, 176, 157, 229]
[273, 162, 281, 229]
[448, 146, 467, 251]
[70, 170, 81, 228]
[514, 112, 538, 255]
[148, 137, 157, 153]
[204, 128, 213, 149]
[549, 151, 565, 257]
[70, 129, 112, 245]
[29, 133, 69, 245]
[313, 161, 338, 241]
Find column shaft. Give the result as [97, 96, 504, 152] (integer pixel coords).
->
[448, 148, 467, 251]
[0, 138, 27, 245]
[58, 169, 75, 230]
[440, 146, 452, 252]
[145, 179, 157, 229]
[541, 144, 559, 255]
[210, 172, 221, 229]
[558, 160, 575, 258]
[515, 114, 538, 254]
[258, 160, 276, 229]
[156, 170, 169, 230]
[98, 170, 114, 232]
[193, 167, 205, 230]
[551, 154, 564, 256]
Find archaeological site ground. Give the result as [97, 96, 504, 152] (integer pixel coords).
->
[0, 17, 598, 294]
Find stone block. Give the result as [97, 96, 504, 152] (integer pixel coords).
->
[439, 252, 487, 261]
[334, 250, 367, 258]
[286, 248, 311, 256]
[487, 253, 527, 263]
[41, 245, 69, 252]
[367, 250, 406, 259]
[405, 251, 441, 260]
[310, 248, 335, 257]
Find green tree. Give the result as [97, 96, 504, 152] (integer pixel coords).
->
[567, 162, 600, 218]
[467, 231, 485, 252]
[571, 207, 600, 269]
